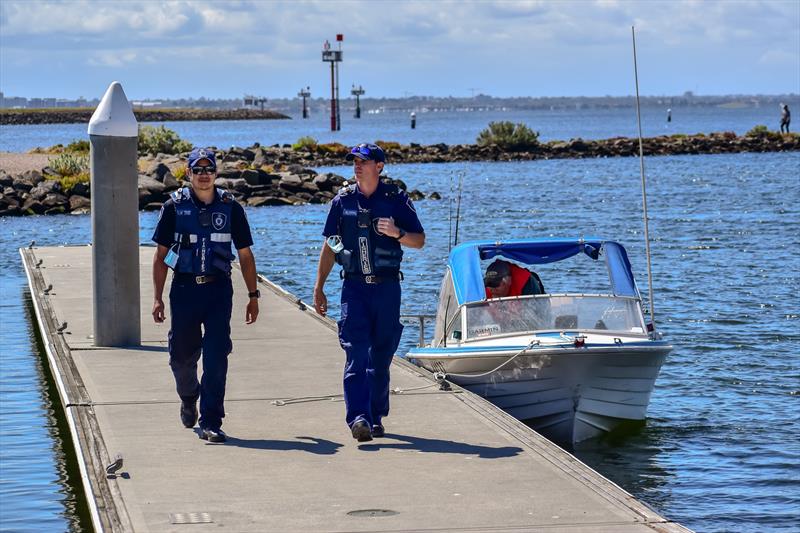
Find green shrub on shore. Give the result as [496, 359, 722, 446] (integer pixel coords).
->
[292, 136, 318, 151]
[747, 125, 770, 136]
[477, 121, 540, 150]
[138, 125, 192, 156]
[317, 142, 348, 155]
[376, 140, 402, 151]
[66, 139, 90, 153]
[745, 125, 786, 141]
[49, 152, 89, 176]
[59, 172, 90, 193]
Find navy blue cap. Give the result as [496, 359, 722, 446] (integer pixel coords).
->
[345, 143, 385, 163]
[484, 260, 511, 288]
[188, 147, 217, 167]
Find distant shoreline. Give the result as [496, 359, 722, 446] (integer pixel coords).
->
[0, 108, 290, 126]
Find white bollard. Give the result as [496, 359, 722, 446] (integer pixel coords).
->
[88, 81, 141, 347]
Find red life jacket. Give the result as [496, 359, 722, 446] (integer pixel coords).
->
[485, 263, 532, 298]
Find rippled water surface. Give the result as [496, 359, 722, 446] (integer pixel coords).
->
[1, 146, 799, 531]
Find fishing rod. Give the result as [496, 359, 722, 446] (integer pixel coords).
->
[448, 173, 453, 252]
[453, 170, 464, 248]
[631, 26, 657, 336]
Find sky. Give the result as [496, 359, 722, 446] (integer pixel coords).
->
[1, 0, 799, 100]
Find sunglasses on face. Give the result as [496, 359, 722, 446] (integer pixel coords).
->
[191, 166, 216, 175]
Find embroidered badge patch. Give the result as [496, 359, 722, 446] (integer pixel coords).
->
[212, 212, 227, 230]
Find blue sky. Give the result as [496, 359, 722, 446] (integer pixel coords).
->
[1, 0, 798, 100]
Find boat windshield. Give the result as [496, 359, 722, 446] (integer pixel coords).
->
[464, 295, 646, 340]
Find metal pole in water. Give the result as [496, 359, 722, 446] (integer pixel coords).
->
[88, 81, 141, 346]
[631, 27, 657, 335]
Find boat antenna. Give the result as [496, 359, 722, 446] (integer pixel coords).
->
[631, 26, 657, 335]
[453, 170, 464, 247]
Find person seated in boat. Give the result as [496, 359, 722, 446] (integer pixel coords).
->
[484, 259, 545, 298]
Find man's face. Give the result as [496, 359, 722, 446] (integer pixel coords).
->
[353, 158, 382, 186]
[189, 158, 216, 191]
[488, 276, 512, 298]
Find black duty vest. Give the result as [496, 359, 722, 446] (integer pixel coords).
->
[335, 183, 403, 276]
[170, 187, 234, 275]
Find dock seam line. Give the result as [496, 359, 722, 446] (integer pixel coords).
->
[21, 248, 135, 533]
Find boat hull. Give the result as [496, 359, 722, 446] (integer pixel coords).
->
[410, 344, 670, 445]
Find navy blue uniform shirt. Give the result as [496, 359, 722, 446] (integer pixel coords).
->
[152, 189, 254, 250]
[322, 180, 424, 239]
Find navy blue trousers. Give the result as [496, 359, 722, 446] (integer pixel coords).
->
[338, 279, 404, 429]
[168, 276, 233, 430]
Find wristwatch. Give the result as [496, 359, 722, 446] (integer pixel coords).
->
[397, 228, 407, 240]
[248, 290, 261, 299]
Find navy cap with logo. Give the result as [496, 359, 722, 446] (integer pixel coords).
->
[188, 147, 217, 167]
[484, 260, 512, 288]
[345, 143, 385, 163]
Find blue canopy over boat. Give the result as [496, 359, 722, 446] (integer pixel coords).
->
[448, 237, 640, 305]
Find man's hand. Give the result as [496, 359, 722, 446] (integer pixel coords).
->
[246, 299, 259, 324]
[152, 299, 165, 323]
[376, 217, 400, 238]
[314, 287, 328, 316]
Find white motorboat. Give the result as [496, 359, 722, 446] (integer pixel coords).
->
[407, 237, 672, 445]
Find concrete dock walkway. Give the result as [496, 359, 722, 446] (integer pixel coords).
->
[21, 245, 690, 533]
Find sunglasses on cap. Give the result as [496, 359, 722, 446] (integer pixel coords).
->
[351, 143, 380, 155]
[191, 166, 217, 175]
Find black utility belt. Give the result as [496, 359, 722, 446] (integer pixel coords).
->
[343, 272, 403, 284]
[173, 272, 231, 285]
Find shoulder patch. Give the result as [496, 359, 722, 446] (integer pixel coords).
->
[337, 183, 356, 196]
[170, 187, 188, 203]
[385, 183, 401, 197]
[216, 188, 234, 203]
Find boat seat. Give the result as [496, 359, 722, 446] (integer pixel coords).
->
[554, 315, 578, 329]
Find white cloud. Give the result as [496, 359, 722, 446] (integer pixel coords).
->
[0, 0, 797, 97]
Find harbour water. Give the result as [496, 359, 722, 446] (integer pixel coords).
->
[0, 105, 789, 153]
[1, 109, 799, 532]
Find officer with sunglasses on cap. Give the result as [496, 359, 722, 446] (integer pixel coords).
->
[314, 143, 425, 442]
[151, 147, 260, 443]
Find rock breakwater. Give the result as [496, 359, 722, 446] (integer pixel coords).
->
[0, 108, 289, 126]
[0, 147, 436, 217]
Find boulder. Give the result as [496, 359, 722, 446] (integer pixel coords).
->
[21, 169, 44, 185]
[217, 163, 242, 180]
[313, 172, 346, 192]
[223, 147, 255, 162]
[42, 192, 69, 210]
[285, 164, 317, 176]
[278, 173, 306, 193]
[247, 196, 294, 207]
[138, 176, 166, 195]
[69, 195, 91, 211]
[70, 181, 90, 197]
[240, 169, 262, 186]
[428, 191, 442, 200]
[148, 162, 172, 181]
[408, 189, 425, 201]
[162, 172, 180, 191]
[252, 147, 270, 168]
[29, 179, 63, 200]
[0, 192, 20, 211]
[12, 176, 35, 193]
[22, 198, 45, 215]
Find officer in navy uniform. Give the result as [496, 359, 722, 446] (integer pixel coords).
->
[151, 147, 260, 443]
[314, 143, 425, 442]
